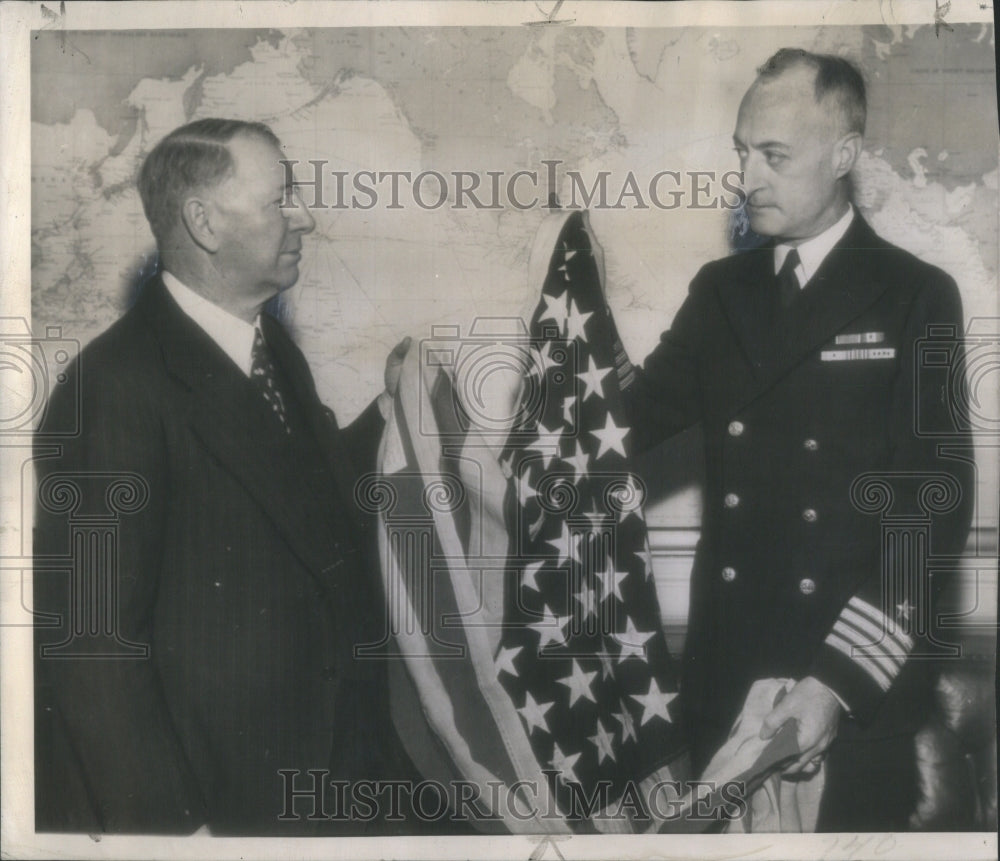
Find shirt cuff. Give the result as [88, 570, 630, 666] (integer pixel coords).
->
[825, 682, 851, 715]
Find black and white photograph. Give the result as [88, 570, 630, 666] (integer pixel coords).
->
[1, 1, 997, 858]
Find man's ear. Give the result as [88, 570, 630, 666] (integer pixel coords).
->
[832, 131, 863, 180]
[180, 196, 220, 253]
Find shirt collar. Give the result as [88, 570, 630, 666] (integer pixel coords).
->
[774, 205, 855, 289]
[161, 270, 259, 377]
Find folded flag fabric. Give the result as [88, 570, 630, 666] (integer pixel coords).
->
[373, 209, 685, 833]
[698, 678, 825, 833]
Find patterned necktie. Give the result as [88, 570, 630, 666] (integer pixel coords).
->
[250, 327, 291, 434]
[776, 248, 801, 308]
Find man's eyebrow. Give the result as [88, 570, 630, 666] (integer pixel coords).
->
[732, 136, 792, 151]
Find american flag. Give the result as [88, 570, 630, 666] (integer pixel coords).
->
[495, 210, 685, 820]
[374, 209, 685, 833]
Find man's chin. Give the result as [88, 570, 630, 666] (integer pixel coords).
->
[275, 266, 301, 292]
[747, 209, 782, 237]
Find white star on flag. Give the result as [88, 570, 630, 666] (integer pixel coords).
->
[529, 604, 572, 649]
[596, 553, 628, 603]
[896, 601, 915, 623]
[588, 719, 617, 764]
[563, 247, 577, 261]
[576, 355, 611, 402]
[613, 700, 638, 744]
[527, 507, 546, 542]
[517, 691, 554, 736]
[538, 291, 568, 333]
[515, 466, 537, 506]
[615, 616, 655, 664]
[529, 340, 560, 379]
[495, 645, 522, 677]
[525, 422, 563, 469]
[634, 547, 653, 580]
[581, 507, 608, 528]
[546, 521, 582, 567]
[521, 560, 545, 592]
[598, 650, 615, 680]
[565, 299, 593, 342]
[564, 440, 590, 484]
[629, 678, 678, 725]
[556, 659, 598, 707]
[590, 413, 629, 459]
[573, 581, 598, 620]
[561, 394, 576, 427]
[550, 743, 582, 782]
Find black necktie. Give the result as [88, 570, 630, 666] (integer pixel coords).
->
[776, 248, 801, 308]
[250, 327, 291, 434]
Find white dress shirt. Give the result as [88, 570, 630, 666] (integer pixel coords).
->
[773, 205, 855, 290]
[162, 271, 260, 377]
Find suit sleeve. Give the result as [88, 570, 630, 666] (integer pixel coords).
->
[34, 360, 206, 833]
[340, 396, 385, 478]
[620, 274, 707, 454]
[809, 272, 975, 722]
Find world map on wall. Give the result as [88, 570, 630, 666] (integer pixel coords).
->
[32, 23, 998, 448]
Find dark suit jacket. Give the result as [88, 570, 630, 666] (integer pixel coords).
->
[34, 276, 405, 834]
[623, 215, 974, 761]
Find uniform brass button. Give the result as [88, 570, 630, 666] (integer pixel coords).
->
[804, 438, 819, 451]
[802, 508, 818, 523]
[728, 421, 745, 437]
[724, 493, 740, 508]
[799, 578, 816, 595]
[722, 566, 737, 582]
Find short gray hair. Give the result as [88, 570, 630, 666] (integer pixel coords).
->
[137, 118, 281, 246]
[757, 48, 867, 135]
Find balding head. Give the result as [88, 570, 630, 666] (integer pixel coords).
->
[733, 49, 866, 243]
[755, 48, 867, 137]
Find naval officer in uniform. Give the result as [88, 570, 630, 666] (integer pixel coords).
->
[623, 49, 973, 829]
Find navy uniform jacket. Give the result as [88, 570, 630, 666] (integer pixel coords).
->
[623, 214, 973, 760]
[34, 277, 405, 834]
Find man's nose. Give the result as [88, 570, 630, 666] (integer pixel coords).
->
[741, 153, 766, 201]
[287, 191, 316, 234]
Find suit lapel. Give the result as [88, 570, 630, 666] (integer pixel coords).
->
[716, 215, 891, 408]
[775, 217, 890, 371]
[716, 243, 780, 378]
[137, 278, 348, 581]
[261, 315, 366, 532]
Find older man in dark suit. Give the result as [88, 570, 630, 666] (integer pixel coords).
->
[34, 119, 413, 835]
[623, 50, 973, 829]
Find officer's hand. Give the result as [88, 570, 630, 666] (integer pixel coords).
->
[759, 676, 842, 776]
[384, 336, 412, 397]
